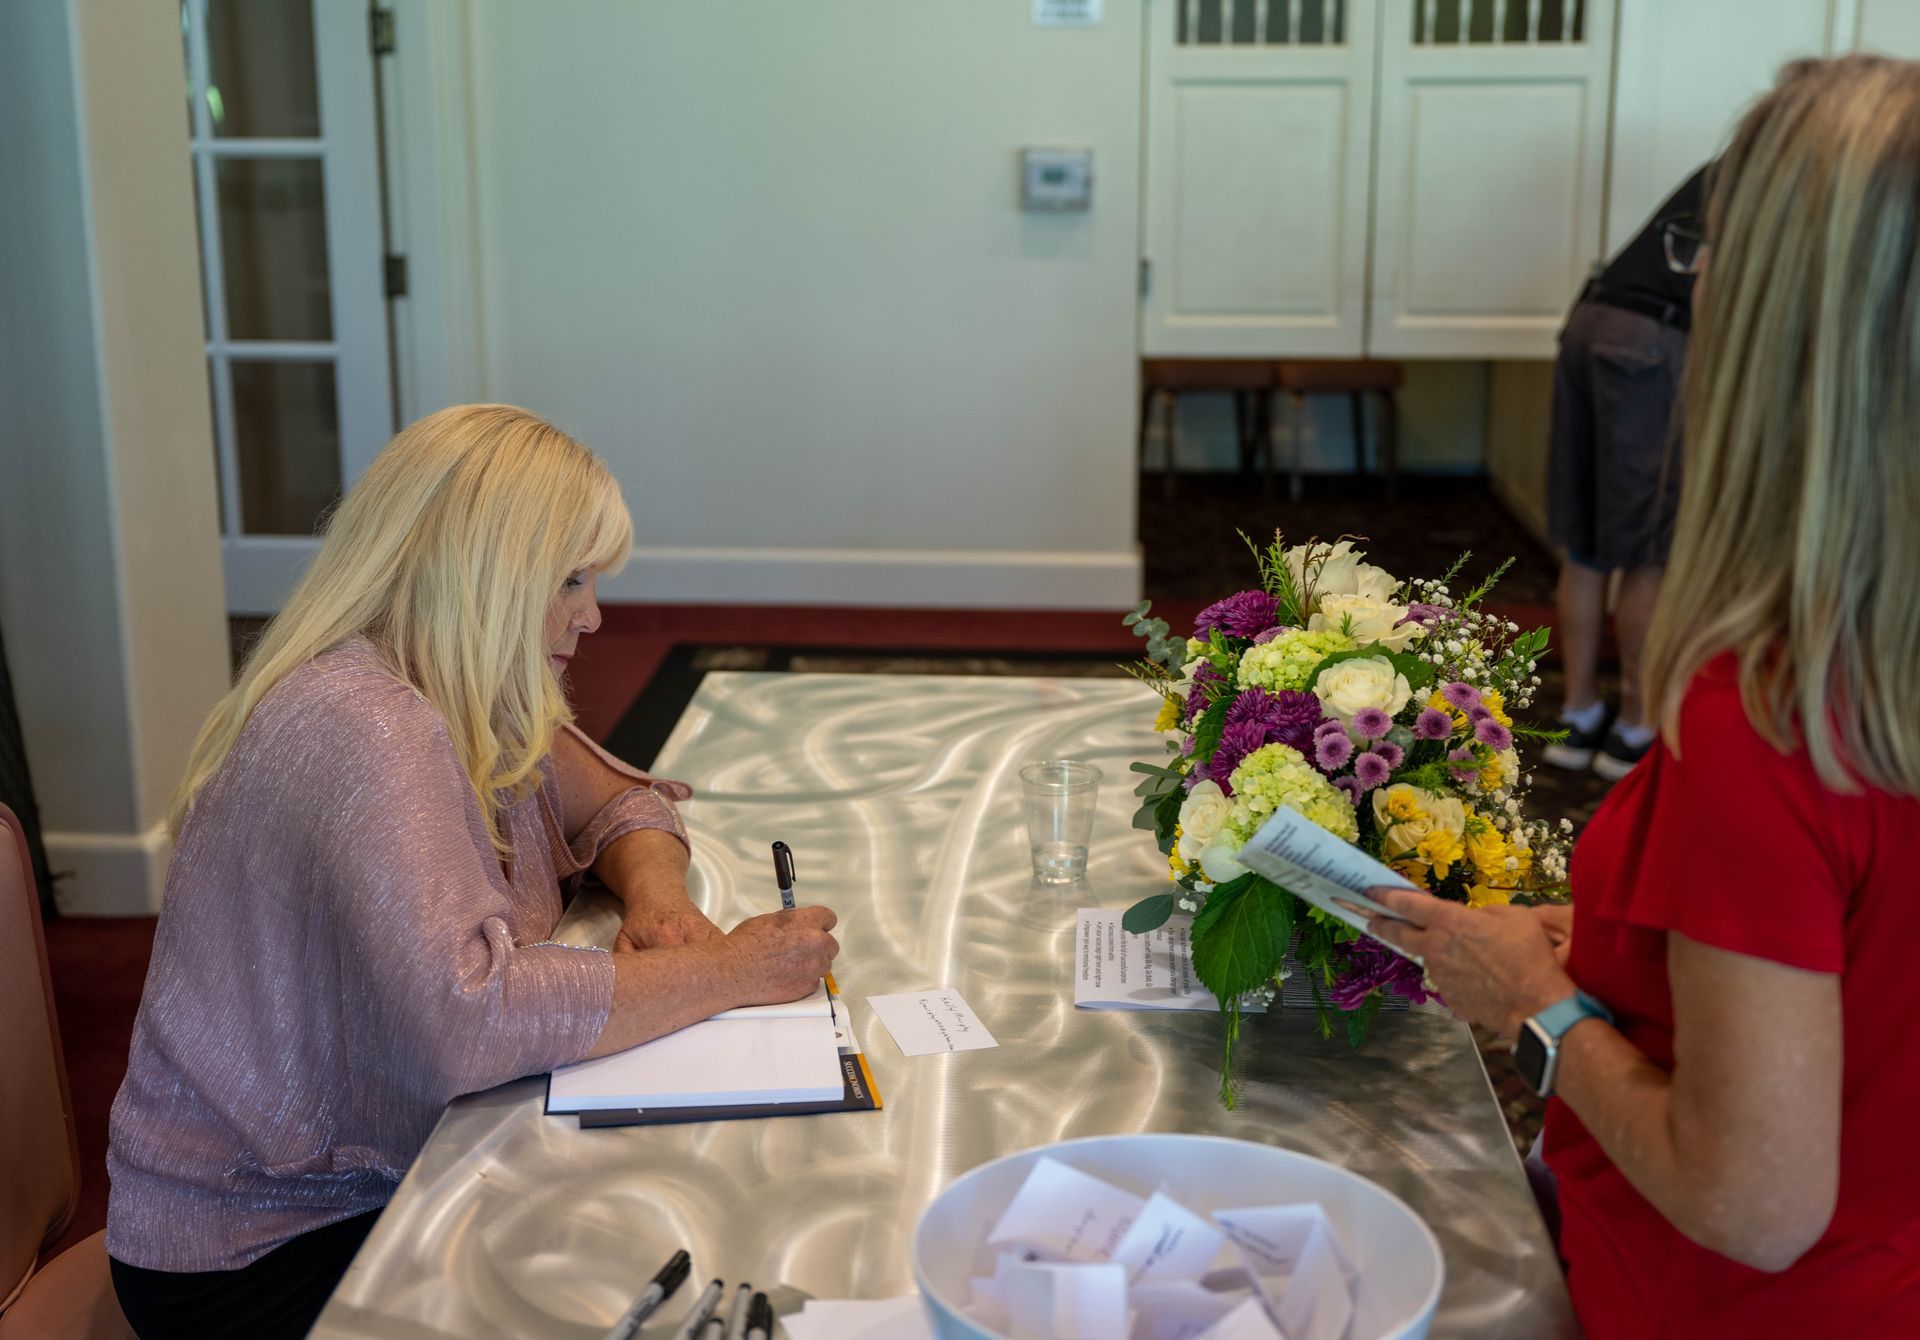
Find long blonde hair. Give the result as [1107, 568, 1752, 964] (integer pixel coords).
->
[1643, 54, 1920, 797]
[170, 404, 633, 846]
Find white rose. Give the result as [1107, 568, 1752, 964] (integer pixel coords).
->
[1198, 841, 1249, 884]
[1311, 655, 1413, 726]
[1308, 593, 1421, 652]
[1176, 781, 1232, 861]
[1285, 540, 1399, 604]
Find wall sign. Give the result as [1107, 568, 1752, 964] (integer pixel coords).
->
[1034, 0, 1102, 27]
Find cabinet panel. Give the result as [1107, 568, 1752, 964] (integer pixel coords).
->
[1141, 0, 1374, 356]
[1171, 83, 1347, 317]
[1369, 1, 1614, 358]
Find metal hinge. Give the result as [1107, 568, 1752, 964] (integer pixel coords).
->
[384, 254, 408, 298]
[370, 7, 396, 56]
[1139, 257, 1152, 298]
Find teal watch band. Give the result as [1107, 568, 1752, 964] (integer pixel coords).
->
[1531, 989, 1613, 1040]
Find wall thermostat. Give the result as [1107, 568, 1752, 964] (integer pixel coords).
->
[1021, 148, 1093, 211]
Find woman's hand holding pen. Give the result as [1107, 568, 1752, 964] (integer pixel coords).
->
[720, 906, 840, 1005]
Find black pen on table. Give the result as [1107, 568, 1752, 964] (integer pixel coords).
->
[771, 841, 837, 1026]
[603, 1248, 691, 1340]
[669, 1278, 725, 1340]
[745, 1292, 773, 1340]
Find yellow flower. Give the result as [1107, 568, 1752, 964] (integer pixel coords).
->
[1467, 825, 1509, 879]
[1481, 688, 1513, 728]
[1415, 829, 1465, 880]
[1384, 788, 1424, 823]
[1153, 694, 1183, 733]
[1427, 689, 1468, 733]
[1467, 882, 1512, 908]
[1390, 857, 1431, 888]
[1168, 824, 1190, 880]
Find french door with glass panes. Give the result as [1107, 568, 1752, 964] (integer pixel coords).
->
[183, 0, 392, 614]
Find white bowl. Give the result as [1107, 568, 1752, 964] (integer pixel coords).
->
[912, 1133, 1443, 1340]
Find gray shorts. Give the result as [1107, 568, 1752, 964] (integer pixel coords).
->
[1546, 301, 1687, 571]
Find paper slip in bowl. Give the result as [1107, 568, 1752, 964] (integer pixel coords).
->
[912, 1134, 1442, 1340]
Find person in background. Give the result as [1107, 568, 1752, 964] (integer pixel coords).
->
[1360, 55, 1920, 1335]
[1543, 161, 1710, 781]
[105, 406, 839, 1339]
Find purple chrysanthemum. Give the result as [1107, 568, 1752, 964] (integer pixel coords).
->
[1332, 775, 1363, 806]
[1442, 681, 1481, 711]
[1475, 719, 1513, 750]
[1467, 705, 1494, 726]
[1251, 626, 1288, 645]
[1447, 745, 1479, 782]
[1194, 590, 1281, 640]
[1183, 662, 1225, 723]
[1401, 602, 1448, 627]
[1208, 717, 1272, 793]
[1414, 707, 1453, 740]
[1315, 731, 1355, 771]
[1372, 741, 1405, 770]
[1267, 690, 1326, 754]
[1315, 718, 1349, 740]
[1351, 707, 1392, 739]
[1353, 752, 1392, 789]
[1329, 938, 1436, 1010]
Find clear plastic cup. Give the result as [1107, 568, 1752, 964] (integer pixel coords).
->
[1019, 760, 1102, 884]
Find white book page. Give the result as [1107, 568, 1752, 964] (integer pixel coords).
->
[1236, 807, 1422, 960]
[1074, 910, 1267, 1013]
[707, 981, 832, 1021]
[547, 1014, 842, 1111]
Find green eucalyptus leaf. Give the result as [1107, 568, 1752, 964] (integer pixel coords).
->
[1122, 892, 1178, 935]
[1152, 786, 1184, 851]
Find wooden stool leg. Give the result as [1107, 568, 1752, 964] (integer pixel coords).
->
[1161, 388, 1179, 501]
[1349, 391, 1367, 479]
[1381, 390, 1400, 504]
[1289, 390, 1307, 504]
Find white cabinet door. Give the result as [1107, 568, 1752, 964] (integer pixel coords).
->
[1141, 0, 1377, 356]
[1369, 0, 1614, 359]
[1832, 0, 1920, 56]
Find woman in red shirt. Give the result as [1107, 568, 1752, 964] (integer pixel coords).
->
[1361, 55, 1920, 1335]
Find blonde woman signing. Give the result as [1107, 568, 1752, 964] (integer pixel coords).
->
[1356, 57, 1920, 1334]
[104, 406, 839, 1338]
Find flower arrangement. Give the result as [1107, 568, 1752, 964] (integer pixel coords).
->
[1122, 534, 1572, 1105]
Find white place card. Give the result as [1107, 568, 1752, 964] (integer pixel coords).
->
[1213, 1204, 1357, 1340]
[1075, 909, 1268, 1013]
[1110, 1189, 1230, 1284]
[866, 989, 998, 1056]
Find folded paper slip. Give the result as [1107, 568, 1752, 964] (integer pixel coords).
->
[547, 981, 847, 1113]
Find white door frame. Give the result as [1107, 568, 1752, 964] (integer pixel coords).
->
[185, 0, 393, 614]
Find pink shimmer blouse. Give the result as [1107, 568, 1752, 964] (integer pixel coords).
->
[105, 637, 690, 1272]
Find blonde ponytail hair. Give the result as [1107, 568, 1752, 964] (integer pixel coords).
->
[1642, 55, 1920, 798]
[170, 404, 633, 847]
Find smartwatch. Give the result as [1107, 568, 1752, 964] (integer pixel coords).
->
[1514, 990, 1613, 1098]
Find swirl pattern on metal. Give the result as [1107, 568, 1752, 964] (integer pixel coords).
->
[313, 672, 1576, 1338]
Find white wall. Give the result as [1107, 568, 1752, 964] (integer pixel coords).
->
[0, 1, 230, 913]
[399, 0, 1144, 608]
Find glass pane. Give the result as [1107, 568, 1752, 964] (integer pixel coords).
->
[231, 360, 340, 535]
[204, 0, 320, 138]
[217, 156, 332, 341]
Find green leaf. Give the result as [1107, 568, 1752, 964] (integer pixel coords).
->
[1344, 990, 1384, 1049]
[1190, 872, 1256, 940]
[1122, 893, 1178, 934]
[1192, 878, 1292, 1004]
[1152, 786, 1184, 852]
[1132, 798, 1162, 832]
[1191, 699, 1230, 761]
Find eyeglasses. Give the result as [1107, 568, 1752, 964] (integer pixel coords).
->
[1663, 220, 1708, 275]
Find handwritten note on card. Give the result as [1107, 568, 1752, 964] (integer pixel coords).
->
[866, 989, 998, 1057]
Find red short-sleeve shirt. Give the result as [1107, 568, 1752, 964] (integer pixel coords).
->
[1543, 655, 1920, 1335]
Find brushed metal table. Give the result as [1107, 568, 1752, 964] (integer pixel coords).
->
[312, 672, 1578, 1338]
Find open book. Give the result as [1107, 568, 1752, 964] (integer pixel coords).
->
[547, 982, 844, 1113]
